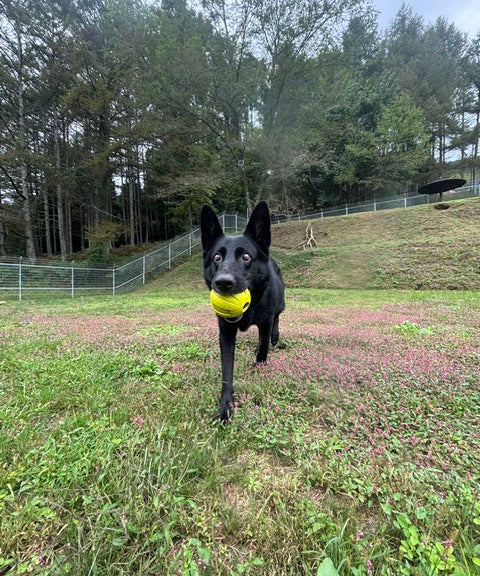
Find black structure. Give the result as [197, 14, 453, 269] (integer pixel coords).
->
[418, 178, 467, 200]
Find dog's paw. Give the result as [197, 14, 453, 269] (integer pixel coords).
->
[216, 399, 235, 424]
[254, 356, 267, 367]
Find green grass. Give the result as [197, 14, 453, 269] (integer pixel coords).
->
[270, 198, 480, 290]
[1, 288, 479, 575]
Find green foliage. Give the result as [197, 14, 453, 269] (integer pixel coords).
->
[317, 558, 340, 576]
[383, 510, 458, 574]
[393, 320, 436, 337]
[376, 92, 430, 188]
[1, 0, 478, 258]
[85, 220, 122, 261]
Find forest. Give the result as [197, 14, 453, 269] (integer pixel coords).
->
[1, 0, 479, 260]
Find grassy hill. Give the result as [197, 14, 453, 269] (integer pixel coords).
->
[153, 197, 480, 291]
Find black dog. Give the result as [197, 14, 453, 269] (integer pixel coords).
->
[200, 201, 285, 421]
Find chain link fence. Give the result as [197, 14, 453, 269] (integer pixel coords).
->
[1, 185, 478, 300]
[271, 183, 480, 223]
[0, 213, 247, 300]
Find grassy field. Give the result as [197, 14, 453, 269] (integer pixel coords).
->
[1, 286, 479, 575]
[1, 198, 480, 574]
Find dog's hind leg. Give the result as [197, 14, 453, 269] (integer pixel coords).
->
[271, 314, 280, 347]
[255, 320, 273, 365]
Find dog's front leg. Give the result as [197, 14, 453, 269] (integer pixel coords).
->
[218, 320, 238, 422]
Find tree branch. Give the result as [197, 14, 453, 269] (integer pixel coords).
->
[0, 165, 24, 199]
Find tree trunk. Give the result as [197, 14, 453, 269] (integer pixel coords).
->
[65, 123, 72, 255]
[473, 98, 480, 185]
[21, 167, 36, 260]
[66, 192, 72, 255]
[128, 160, 135, 245]
[43, 186, 52, 257]
[239, 154, 252, 213]
[53, 109, 68, 260]
[15, 12, 36, 260]
[136, 183, 143, 244]
[0, 190, 6, 256]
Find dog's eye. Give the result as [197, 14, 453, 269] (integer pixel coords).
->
[242, 253, 252, 263]
[213, 254, 222, 263]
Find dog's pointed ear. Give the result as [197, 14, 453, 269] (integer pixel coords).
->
[245, 201, 271, 254]
[200, 204, 224, 252]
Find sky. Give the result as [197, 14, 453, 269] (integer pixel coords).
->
[373, 0, 480, 38]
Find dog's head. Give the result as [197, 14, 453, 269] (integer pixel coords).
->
[200, 202, 272, 294]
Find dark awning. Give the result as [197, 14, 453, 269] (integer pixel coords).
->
[418, 178, 466, 195]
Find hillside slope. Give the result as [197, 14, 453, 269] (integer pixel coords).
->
[151, 198, 480, 291]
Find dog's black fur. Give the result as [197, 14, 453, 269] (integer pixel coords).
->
[200, 201, 285, 421]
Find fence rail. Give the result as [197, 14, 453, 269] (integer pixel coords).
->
[1, 185, 479, 300]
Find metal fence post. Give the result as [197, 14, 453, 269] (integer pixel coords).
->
[18, 257, 22, 301]
[168, 243, 171, 269]
[113, 265, 116, 295]
[142, 253, 146, 284]
[71, 263, 75, 298]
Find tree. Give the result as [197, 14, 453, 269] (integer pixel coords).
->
[458, 34, 480, 183]
[31, 0, 76, 260]
[0, 0, 38, 258]
[250, 0, 365, 206]
[375, 92, 430, 191]
[0, 188, 6, 255]
[150, 0, 264, 212]
[63, 0, 117, 232]
[384, 7, 466, 172]
[101, 0, 156, 245]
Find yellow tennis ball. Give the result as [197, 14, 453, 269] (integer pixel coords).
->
[210, 289, 251, 318]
